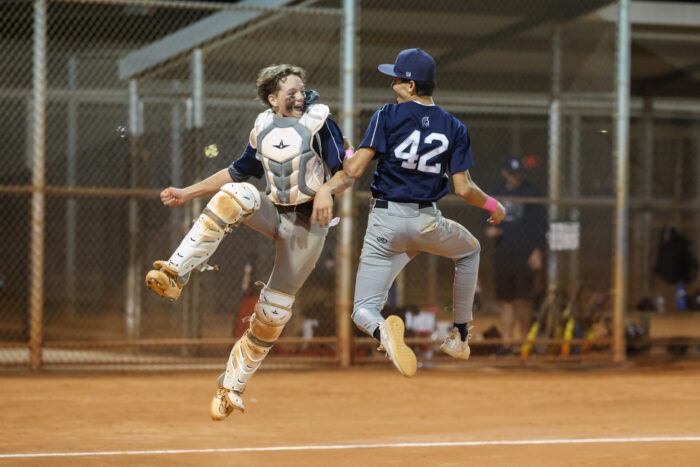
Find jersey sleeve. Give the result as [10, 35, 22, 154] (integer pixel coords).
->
[449, 121, 474, 174]
[358, 105, 388, 156]
[228, 144, 264, 181]
[315, 117, 345, 175]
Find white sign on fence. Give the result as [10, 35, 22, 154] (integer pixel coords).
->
[547, 222, 580, 251]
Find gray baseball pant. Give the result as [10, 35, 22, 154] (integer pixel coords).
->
[242, 192, 328, 295]
[352, 199, 480, 336]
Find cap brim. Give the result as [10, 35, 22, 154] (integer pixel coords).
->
[377, 63, 399, 77]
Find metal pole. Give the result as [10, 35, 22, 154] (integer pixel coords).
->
[126, 79, 142, 340]
[65, 56, 78, 318]
[192, 49, 204, 130]
[569, 114, 581, 297]
[547, 25, 562, 296]
[337, 0, 357, 367]
[184, 48, 205, 349]
[29, 0, 47, 371]
[170, 82, 184, 255]
[613, 0, 631, 362]
[640, 99, 653, 300]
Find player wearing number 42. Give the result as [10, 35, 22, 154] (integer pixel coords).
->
[343, 48, 506, 376]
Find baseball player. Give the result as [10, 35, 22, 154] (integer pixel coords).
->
[145, 64, 353, 420]
[343, 49, 505, 376]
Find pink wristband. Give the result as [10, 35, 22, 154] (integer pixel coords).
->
[344, 149, 354, 159]
[483, 196, 498, 213]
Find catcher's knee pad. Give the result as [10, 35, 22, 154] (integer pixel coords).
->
[222, 286, 294, 393]
[167, 183, 261, 275]
[250, 286, 294, 341]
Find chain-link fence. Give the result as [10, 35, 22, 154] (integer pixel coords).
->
[1, 0, 699, 369]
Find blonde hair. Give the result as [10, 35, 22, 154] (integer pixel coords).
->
[256, 64, 307, 108]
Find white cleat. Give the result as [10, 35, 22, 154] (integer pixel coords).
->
[210, 388, 245, 421]
[440, 327, 472, 360]
[378, 315, 417, 377]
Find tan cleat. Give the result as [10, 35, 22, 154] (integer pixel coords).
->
[145, 261, 188, 301]
[440, 326, 472, 360]
[378, 315, 417, 377]
[210, 388, 245, 421]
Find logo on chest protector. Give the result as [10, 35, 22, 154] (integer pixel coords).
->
[376, 236, 388, 244]
[272, 139, 290, 150]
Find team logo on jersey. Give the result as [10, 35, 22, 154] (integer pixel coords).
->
[273, 139, 290, 150]
[376, 236, 388, 244]
[422, 116, 430, 128]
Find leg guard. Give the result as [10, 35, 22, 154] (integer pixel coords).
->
[222, 285, 294, 393]
[166, 182, 261, 275]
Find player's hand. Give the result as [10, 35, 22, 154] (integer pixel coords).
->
[528, 248, 543, 271]
[487, 201, 506, 225]
[311, 186, 333, 228]
[160, 187, 187, 207]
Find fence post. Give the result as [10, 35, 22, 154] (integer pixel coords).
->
[547, 25, 562, 298]
[337, 0, 357, 368]
[126, 79, 143, 340]
[29, 0, 47, 371]
[66, 56, 78, 319]
[613, 0, 631, 363]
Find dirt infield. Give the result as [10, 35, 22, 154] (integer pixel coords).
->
[2, 364, 700, 466]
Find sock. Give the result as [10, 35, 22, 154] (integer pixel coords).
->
[454, 322, 468, 342]
[372, 327, 381, 341]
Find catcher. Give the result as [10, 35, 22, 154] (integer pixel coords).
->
[145, 64, 353, 420]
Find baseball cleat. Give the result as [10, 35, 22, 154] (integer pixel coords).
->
[440, 326, 472, 360]
[145, 261, 188, 301]
[378, 315, 417, 377]
[210, 388, 245, 421]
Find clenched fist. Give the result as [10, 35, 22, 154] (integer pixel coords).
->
[160, 187, 187, 207]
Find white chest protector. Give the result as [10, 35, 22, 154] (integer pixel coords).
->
[249, 104, 331, 205]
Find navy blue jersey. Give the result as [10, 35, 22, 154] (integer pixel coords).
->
[228, 116, 345, 181]
[359, 101, 473, 202]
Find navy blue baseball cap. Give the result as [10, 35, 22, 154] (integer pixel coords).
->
[503, 156, 525, 174]
[378, 48, 436, 83]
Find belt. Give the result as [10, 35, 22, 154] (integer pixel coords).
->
[374, 199, 433, 209]
[276, 201, 314, 218]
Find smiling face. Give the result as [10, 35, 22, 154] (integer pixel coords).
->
[268, 74, 305, 118]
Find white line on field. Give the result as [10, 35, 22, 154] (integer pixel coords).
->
[2, 436, 700, 459]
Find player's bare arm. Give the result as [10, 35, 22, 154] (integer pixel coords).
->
[343, 147, 376, 179]
[311, 169, 355, 228]
[452, 170, 506, 225]
[161, 168, 234, 207]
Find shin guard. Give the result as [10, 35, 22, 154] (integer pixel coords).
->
[166, 182, 260, 275]
[222, 286, 294, 393]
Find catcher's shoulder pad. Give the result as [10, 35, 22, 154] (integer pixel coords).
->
[299, 104, 329, 134]
[250, 109, 275, 149]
